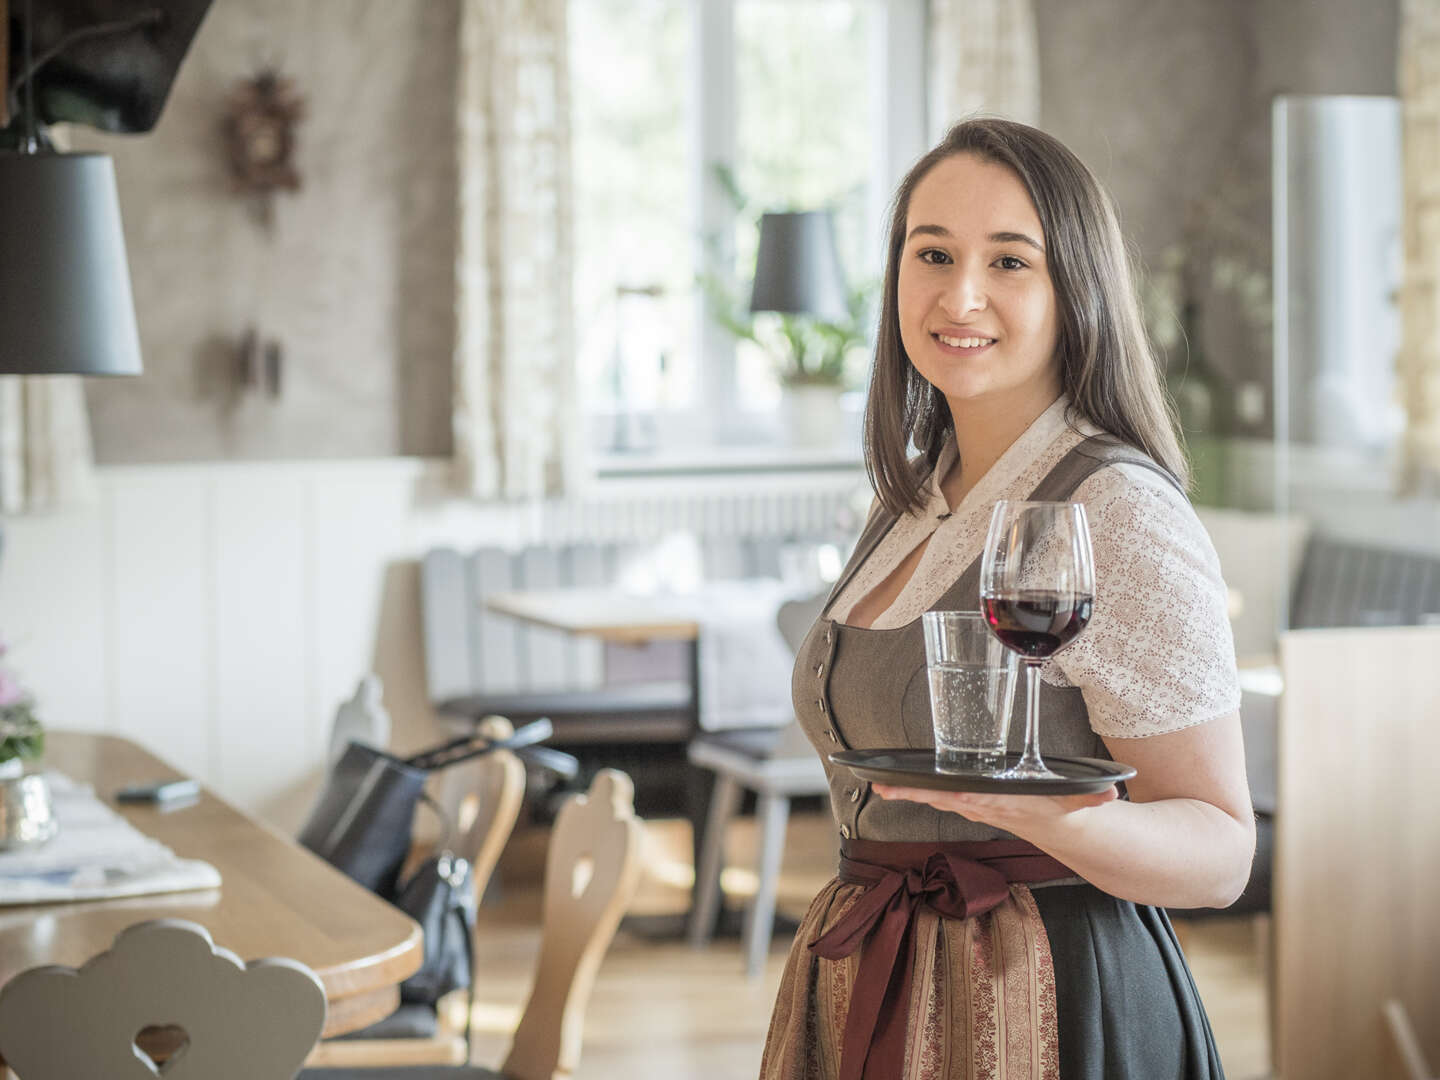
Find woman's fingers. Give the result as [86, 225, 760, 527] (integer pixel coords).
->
[870, 782, 1118, 831]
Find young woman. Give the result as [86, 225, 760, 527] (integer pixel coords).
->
[761, 119, 1252, 1079]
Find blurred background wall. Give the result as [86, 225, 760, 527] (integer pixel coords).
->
[60, 0, 1398, 465]
[71, 0, 459, 463]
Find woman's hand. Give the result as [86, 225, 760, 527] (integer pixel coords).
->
[870, 783, 1118, 842]
[878, 714, 1255, 909]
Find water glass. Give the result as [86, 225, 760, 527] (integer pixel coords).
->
[921, 610, 1018, 773]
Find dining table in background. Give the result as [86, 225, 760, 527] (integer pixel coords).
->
[0, 732, 422, 1044]
[485, 581, 768, 724]
[485, 580, 802, 941]
[484, 584, 714, 642]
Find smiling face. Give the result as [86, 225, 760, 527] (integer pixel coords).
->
[897, 152, 1061, 421]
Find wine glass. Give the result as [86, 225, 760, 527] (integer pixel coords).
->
[978, 500, 1096, 780]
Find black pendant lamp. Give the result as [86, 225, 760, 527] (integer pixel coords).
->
[0, 153, 142, 375]
[0, 0, 143, 376]
[748, 209, 849, 323]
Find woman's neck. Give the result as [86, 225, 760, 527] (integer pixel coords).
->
[939, 383, 1063, 509]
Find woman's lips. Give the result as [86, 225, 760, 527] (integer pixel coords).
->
[932, 332, 997, 356]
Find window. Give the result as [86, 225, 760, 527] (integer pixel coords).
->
[570, 0, 927, 460]
[570, 0, 695, 430]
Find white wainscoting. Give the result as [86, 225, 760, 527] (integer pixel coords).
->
[0, 457, 863, 830]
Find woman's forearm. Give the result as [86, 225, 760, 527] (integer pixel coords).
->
[1014, 796, 1255, 910]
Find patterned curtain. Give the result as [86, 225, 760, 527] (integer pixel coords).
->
[1400, 0, 1440, 490]
[453, 0, 581, 500]
[0, 376, 96, 515]
[927, 0, 1041, 139]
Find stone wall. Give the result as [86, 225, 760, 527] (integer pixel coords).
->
[1037, 0, 1398, 436]
[73, 0, 459, 463]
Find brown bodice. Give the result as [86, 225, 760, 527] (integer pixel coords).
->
[792, 437, 1182, 843]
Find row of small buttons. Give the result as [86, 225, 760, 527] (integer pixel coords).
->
[817, 622, 856, 842]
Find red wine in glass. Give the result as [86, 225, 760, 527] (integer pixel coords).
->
[981, 590, 1094, 659]
[979, 500, 1096, 780]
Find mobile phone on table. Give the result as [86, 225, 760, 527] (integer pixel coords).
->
[116, 779, 201, 804]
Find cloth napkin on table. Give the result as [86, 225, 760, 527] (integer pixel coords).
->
[0, 772, 220, 905]
[696, 579, 800, 732]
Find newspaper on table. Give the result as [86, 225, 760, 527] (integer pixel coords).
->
[0, 772, 220, 904]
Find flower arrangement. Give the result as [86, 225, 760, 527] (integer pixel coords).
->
[0, 643, 43, 776]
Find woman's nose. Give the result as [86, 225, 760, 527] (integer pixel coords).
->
[938, 268, 987, 318]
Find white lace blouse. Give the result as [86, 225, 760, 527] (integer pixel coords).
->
[829, 396, 1241, 738]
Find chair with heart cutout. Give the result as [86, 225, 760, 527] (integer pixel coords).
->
[0, 918, 327, 1079]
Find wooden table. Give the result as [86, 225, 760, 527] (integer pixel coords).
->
[487, 582, 798, 942]
[486, 585, 709, 645]
[0, 733, 422, 1039]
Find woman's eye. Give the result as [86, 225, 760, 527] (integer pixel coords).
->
[918, 249, 951, 266]
[995, 255, 1027, 271]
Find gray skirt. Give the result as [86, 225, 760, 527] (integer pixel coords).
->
[1034, 884, 1224, 1079]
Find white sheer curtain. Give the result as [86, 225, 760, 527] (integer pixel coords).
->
[1400, 0, 1440, 490]
[0, 377, 96, 516]
[927, 0, 1040, 139]
[452, 0, 581, 500]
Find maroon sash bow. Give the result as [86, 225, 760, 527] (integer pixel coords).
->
[808, 838, 1072, 1080]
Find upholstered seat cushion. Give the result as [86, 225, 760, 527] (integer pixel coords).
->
[300, 1068, 500, 1079]
[438, 681, 694, 743]
[334, 1003, 438, 1041]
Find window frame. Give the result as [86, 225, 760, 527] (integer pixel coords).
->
[579, 0, 930, 467]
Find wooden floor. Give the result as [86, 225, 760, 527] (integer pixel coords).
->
[467, 812, 1271, 1079]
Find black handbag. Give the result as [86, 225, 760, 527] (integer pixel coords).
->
[297, 719, 573, 898]
[298, 718, 580, 1031]
[390, 800, 479, 1042]
[298, 743, 428, 898]
[393, 844, 477, 1007]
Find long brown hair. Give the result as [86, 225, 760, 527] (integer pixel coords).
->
[862, 117, 1189, 516]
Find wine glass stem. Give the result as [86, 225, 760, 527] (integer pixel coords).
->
[1018, 659, 1046, 770]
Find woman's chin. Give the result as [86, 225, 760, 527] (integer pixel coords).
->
[929, 378, 1001, 409]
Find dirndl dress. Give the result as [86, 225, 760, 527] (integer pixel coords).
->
[759, 439, 1226, 1080]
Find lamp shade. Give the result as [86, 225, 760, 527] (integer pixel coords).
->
[748, 210, 848, 322]
[0, 152, 142, 376]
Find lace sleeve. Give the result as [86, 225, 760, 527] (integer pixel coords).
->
[1050, 466, 1241, 738]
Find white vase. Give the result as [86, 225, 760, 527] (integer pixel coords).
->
[783, 383, 844, 449]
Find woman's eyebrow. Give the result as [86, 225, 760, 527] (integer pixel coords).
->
[904, 224, 1045, 253]
[989, 230, 1045, 253]
[906, 224, 952, 242]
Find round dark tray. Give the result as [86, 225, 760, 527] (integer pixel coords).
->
[828, 749, 1135, 795]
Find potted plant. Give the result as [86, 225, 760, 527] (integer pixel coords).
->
[0, 644, 43, 781]
[701, 166, 876, 447]
[0, 642, 54, 850]
[704, 279, 874, 446]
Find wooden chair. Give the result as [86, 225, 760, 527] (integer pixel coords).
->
[299, 767, 645, 1080]
[686, 592, 830, 975]
[0, 919, 328, 1080]
[438, 716, 530, 910]
[305, 716, 529, 1068]
[686, 721, 830, 975]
